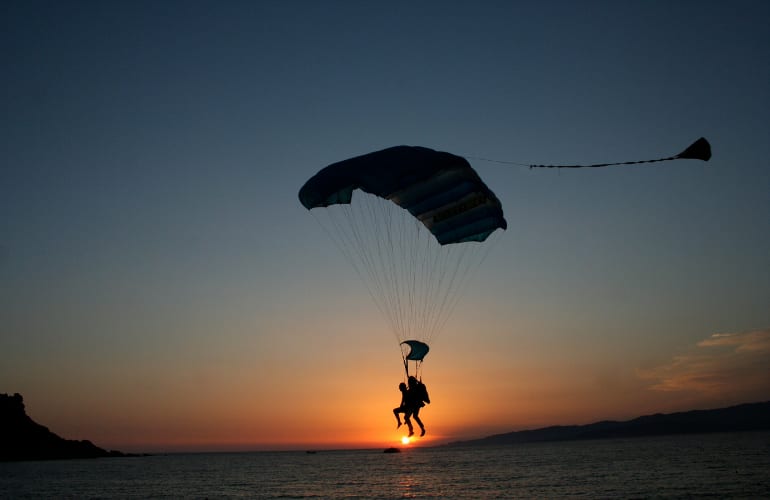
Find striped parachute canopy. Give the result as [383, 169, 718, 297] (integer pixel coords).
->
[299, 146, 506, 376]
[299, 146, 507, 245]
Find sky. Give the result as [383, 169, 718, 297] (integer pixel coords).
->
[1, 0, 769, 453]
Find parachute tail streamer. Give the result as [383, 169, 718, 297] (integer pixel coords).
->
[528, 138, 711, 169]
[466, 138, 711, 169]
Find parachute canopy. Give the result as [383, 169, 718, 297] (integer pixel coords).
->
[299, 146, 506, 378]
[299, 146, 507, 245]
[401, 340, 430, 361]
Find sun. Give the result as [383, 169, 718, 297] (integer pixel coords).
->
[401, 436, 411, 445]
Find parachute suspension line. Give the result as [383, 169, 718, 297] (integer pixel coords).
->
[312, 200, 402, 343]
[413, 359, 423, 380]
[354, 197, 409, 344]
[430, 245, 472, 342]
[433, 243, 474, 342]
[464, 155, 531, 166]
[376, 194, 410, 344]
[425, 231, 502, 345]
[399, 213, 416, 341]
[317, 195, 427, 345]
[311, 190, 503, 365]
[392, 199, 413, 342]
[418, 238, 453, 345]
[401, 354, 424, 380]
[412, 232, 431, 343]
[399, 211, 483, 347]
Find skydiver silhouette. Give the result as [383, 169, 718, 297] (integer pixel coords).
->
[406, 376, 430, 437]
[392, 382, 414, 435]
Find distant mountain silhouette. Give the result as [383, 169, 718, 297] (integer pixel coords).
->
[0, 393, 135, 461]
[448, 401, 770, 447]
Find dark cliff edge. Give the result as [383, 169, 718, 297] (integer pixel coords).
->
[1, 393, 142, 461]
[447, 401, 770, 447]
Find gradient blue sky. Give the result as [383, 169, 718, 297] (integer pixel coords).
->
[2, 0, 769, 452]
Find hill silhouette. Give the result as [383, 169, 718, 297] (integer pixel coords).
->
[448, 401, 770, 447]
[0, 393, 134, 461]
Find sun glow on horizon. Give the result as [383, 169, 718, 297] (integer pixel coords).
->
[401, 436, 411, 445]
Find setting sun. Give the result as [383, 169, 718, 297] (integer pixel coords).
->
[401, 436, 411, 445]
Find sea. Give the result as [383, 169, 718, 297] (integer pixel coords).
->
[1, 432, 768, 498]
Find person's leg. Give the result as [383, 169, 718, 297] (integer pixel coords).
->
[413, 409, 425, 436]
[393, 407, 404, 427]
[404, 413, 414, 436]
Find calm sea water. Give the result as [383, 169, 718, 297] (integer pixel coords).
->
[1, 432, 768, 498]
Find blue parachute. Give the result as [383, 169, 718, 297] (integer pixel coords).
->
[299, 146, 507, 245]
[299, 146, 506, 377]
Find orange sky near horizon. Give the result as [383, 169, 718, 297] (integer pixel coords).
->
[18, 321, 770, 453]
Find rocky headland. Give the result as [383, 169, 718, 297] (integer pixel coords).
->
[0, 393, 137, 461]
